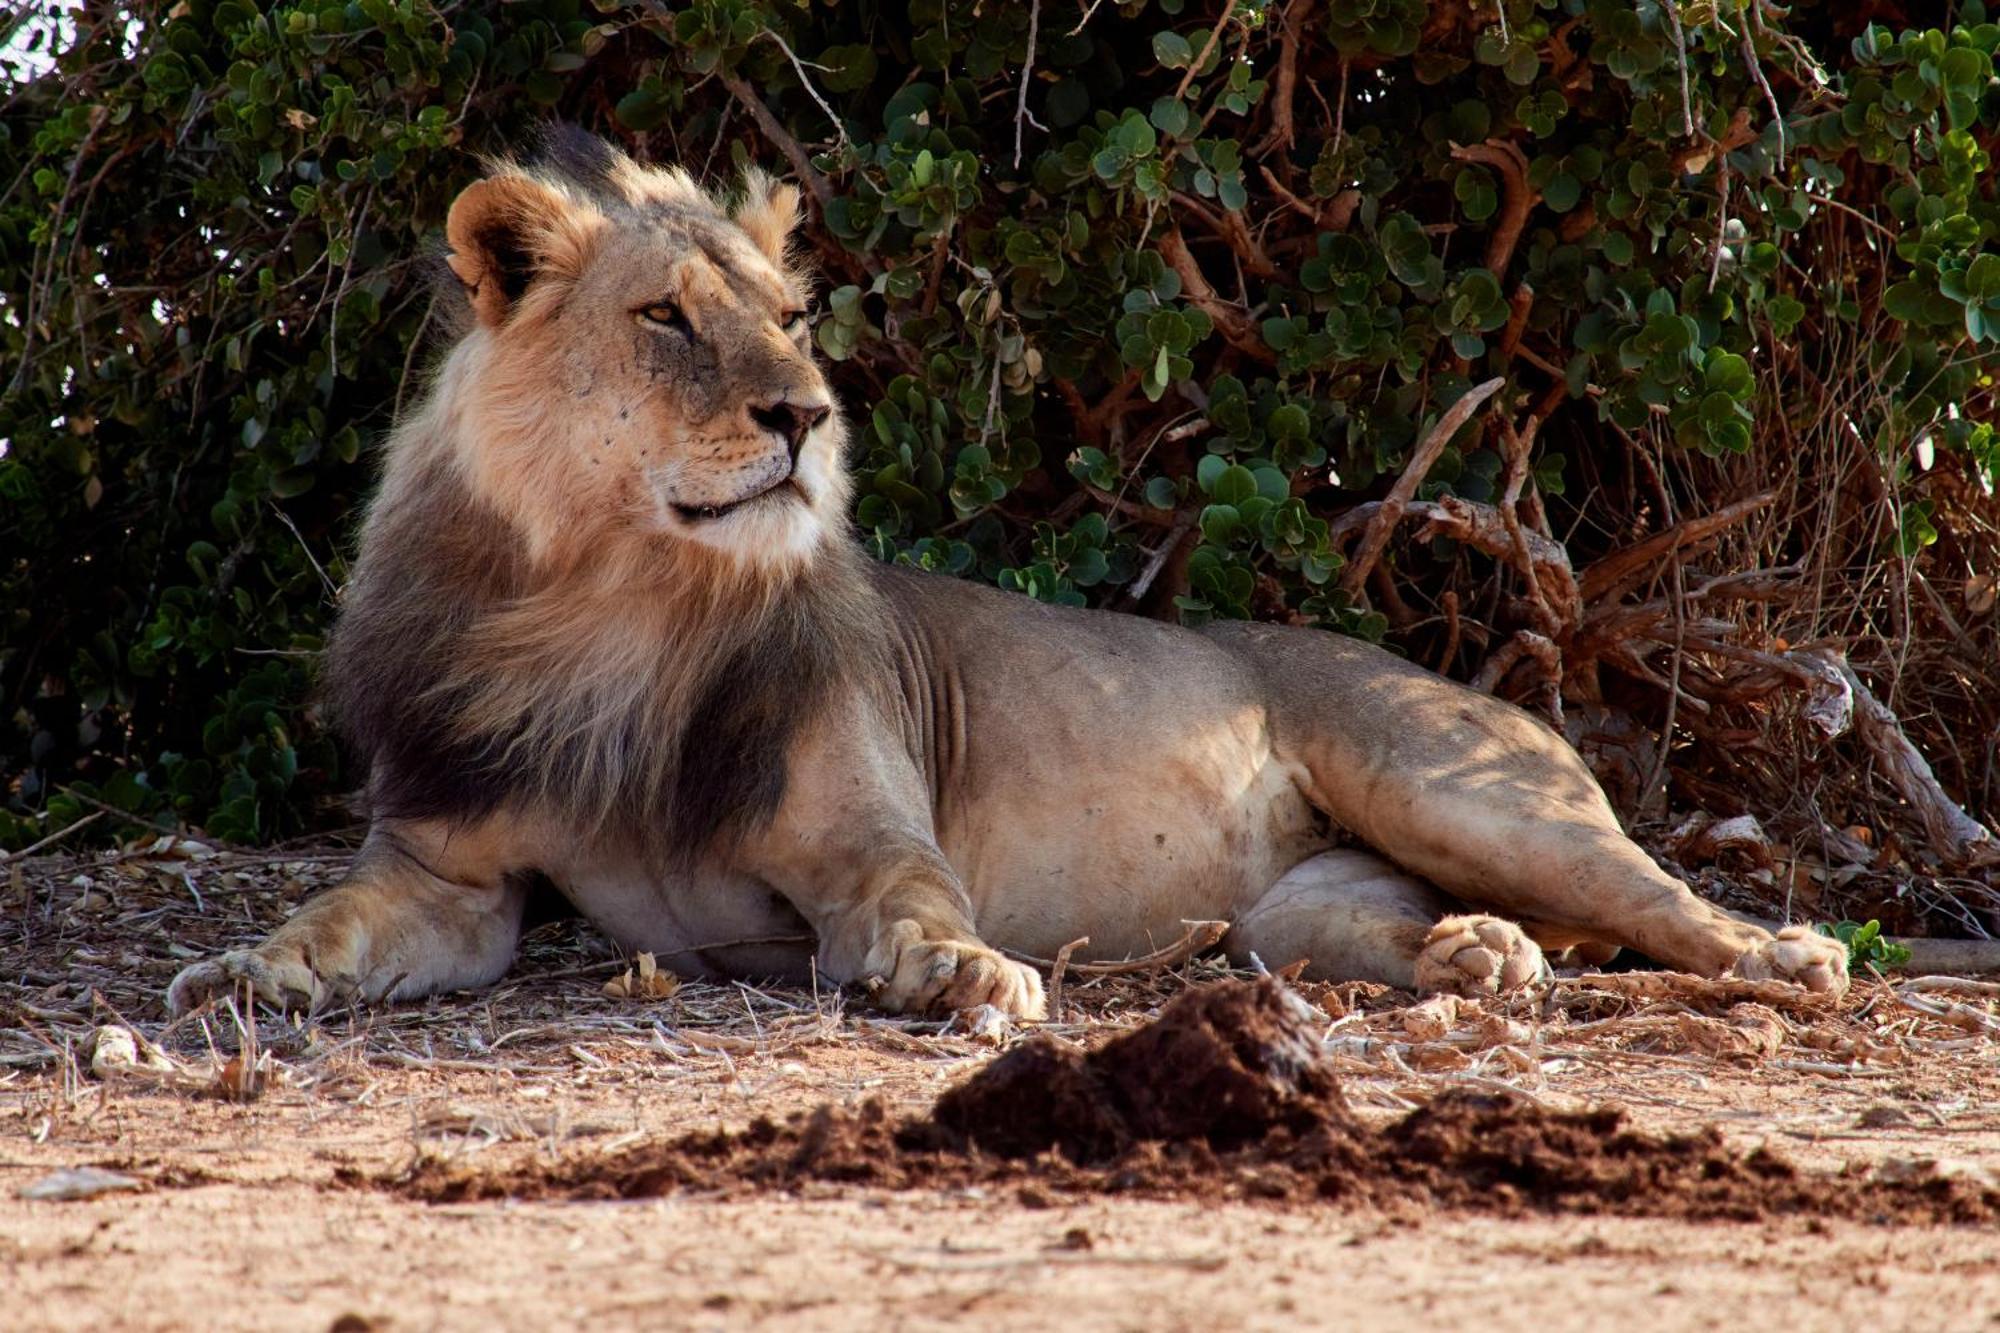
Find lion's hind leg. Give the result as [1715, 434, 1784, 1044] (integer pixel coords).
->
[1229, 850, 1547, 997]
[167, 820, 532, 1015]
[1228, 624, 1849, 995]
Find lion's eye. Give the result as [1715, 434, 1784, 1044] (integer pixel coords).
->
[638, 301, 690, 334]
[782, 309, 810, 337]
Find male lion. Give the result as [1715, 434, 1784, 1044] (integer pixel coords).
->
[168, 133, 1847, 1022]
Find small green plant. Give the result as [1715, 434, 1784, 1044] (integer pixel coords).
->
[1816, 920, 1914, 974]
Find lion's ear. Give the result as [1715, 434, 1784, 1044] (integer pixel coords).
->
[732, 168, 803, 267]
[444, 173, 594, 326]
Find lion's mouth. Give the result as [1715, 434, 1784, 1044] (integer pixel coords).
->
[671, 477, 802, 524]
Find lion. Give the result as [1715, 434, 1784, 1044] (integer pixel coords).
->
[167, 131, 1848, 1023]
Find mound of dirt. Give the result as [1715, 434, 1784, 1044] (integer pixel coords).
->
[929, 974, 1349, 1159]
[395, 978, 2000, 1225]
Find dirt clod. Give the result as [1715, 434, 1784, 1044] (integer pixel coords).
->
[930, 976, 1347, 1160]
[395, 979, 2000, 1225]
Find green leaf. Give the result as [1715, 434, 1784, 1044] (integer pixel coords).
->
[817, 43, 879, 93]
[1941, 47, 1990, 89]
[1543, 171, 1581, 212]
[1149, 97, 1191, 137]
[1765, 295, 1806, 336]
[1883, 279, 1935, 323]
[1196, 454, 1229, 493]
[1268, 403, 1310, 439]
[1212, 464, 1257, 505]
[1200, 503, 1241, 541]
[615, 88, 669, 132]
[1704, 351, 1755, 399]
[1966, 253, 2000, 301]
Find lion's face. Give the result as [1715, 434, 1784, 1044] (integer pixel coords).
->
[437, 138, 846, 571]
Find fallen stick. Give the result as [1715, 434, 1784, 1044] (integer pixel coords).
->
[1050, 934, 1089, 1018]
[1554, 970, 1838, 1012]
[1818, 652, 2000, 872]
[1891, 989, 2000, 1036]
[1898, 974, 2000, 997]
[1006, 919, 1230, 976]
[1889, 941, 2000, 975]
[0, 810, 104, 862]
[1338, 378, 1507, 602]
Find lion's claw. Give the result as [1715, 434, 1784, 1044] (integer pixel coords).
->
[871, 935, 1046, 1020]
[167, 949, 322, 1017]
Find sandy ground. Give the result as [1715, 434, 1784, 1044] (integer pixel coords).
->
[6, 1039, 2000, 1333]
[6, 845, 2000, 1330]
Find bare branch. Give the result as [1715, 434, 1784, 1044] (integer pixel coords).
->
[755, 28, 851, 152]
[1741, 22, 1786, 169]
[1819, 652, 2000, 872]
[1496, 414, 1562, 637]
[1005, 919, 1230, 976]
[1171, 190, 1278, 278]
[1337, 377, 1506, 601]
[1014, 0, 1044, 168]
[1448, 139, 1537, 275]
[1158, 225, 1275, 364]
[1496, 282, 1534, 364]
[1175, 0, 1239, 101]
[1250, 0, 1312, 156]
[720, 71, 833, 214]
[1579, 490, 1779, 603]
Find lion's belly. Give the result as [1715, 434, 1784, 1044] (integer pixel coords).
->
[553, 851, 817, 983]
[938, 716, 1329, 960]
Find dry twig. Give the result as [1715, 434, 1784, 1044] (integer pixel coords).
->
[1005, 920, 1229, 977]
[1338, 377, 1505, 601]
[1820, 652, 2000, 871]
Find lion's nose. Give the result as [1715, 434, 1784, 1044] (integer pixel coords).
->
[750, 398, 831, 460]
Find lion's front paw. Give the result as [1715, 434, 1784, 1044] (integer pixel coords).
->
[872, 936, 1047, 1021]
[1414, 915, 1548, 997]
[1730, 925, 1849, 995]
[167, 948, 324, 1017]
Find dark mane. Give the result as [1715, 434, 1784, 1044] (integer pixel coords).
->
[534, 122, 626, 197]
[322, 460, 877, 859]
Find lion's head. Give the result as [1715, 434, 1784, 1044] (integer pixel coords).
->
[426, 131, 846, 573]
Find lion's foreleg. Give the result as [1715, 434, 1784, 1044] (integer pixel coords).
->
[784, 843, 1047, 1020]
[167, 824, 530, 1015]
[749, 711, 1047, 1021]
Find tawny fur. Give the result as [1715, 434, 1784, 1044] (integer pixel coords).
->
[167, 133, 1850, 1024]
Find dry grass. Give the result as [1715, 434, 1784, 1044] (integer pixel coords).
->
[7, 836, 2000, 1163]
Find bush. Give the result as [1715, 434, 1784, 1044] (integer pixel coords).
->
[3, 1, 1998, 866]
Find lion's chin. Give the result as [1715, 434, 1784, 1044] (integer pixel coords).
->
[668, 481, 830, 568]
